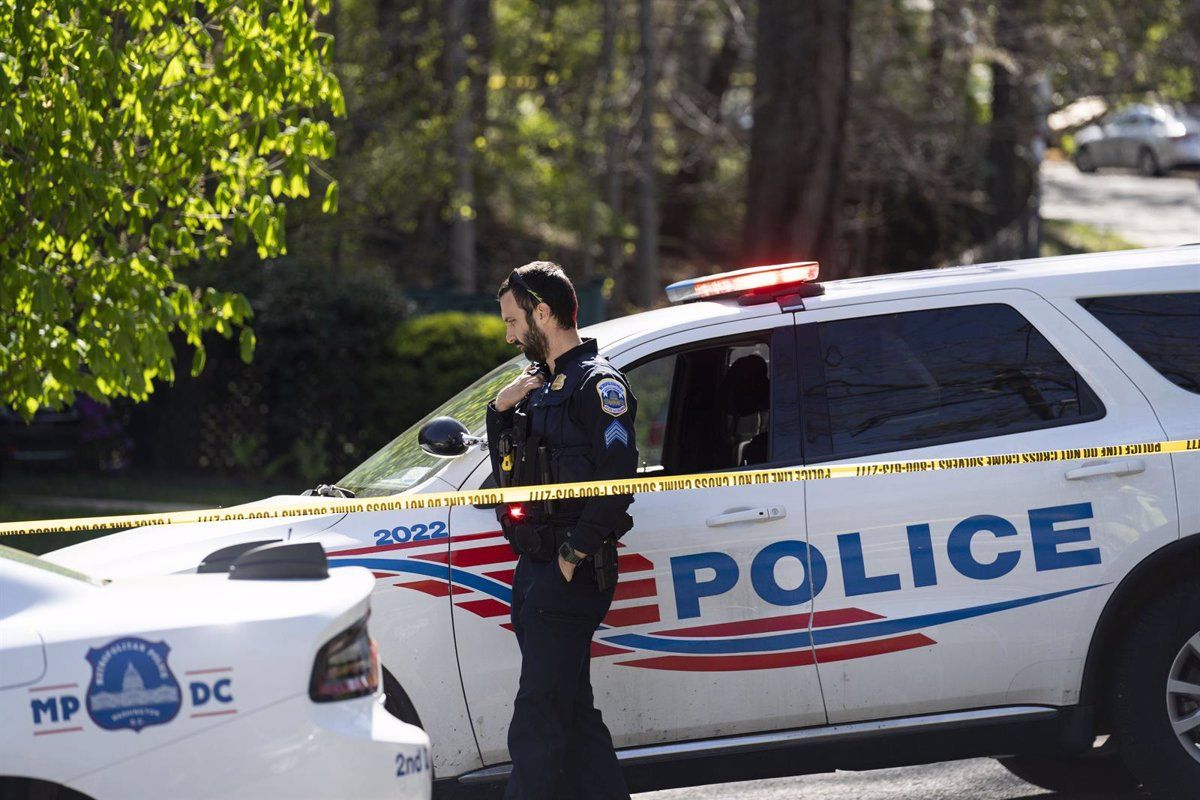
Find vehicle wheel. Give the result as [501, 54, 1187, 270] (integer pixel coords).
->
[997, 737, 1139, 794]
[1076, 146, 1098, 173]
[383, 666, 424, 729]
[1112, 578, 1200, 799]
[1138, 148, 1164, 177]
[0, 778, 93, 800]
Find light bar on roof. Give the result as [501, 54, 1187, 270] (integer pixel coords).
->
[665, 261, 820, 304]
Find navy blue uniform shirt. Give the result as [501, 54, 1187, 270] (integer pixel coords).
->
[486, 338, 638, 555]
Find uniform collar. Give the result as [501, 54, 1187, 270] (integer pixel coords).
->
[551, 338, 597, 375]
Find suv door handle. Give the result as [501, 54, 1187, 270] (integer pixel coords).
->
[1064, 459, 1146, 481]
[706, 506, 786, 527]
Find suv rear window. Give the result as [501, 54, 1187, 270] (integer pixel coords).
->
[801, 304, 1103, 459]
[1079, 293, 1200, 395]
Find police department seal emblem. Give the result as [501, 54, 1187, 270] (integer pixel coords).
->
[596, 378, 628, 417]
[86, 637, 182, 732]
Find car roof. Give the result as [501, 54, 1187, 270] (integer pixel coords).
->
[582, 245, 1199, 348]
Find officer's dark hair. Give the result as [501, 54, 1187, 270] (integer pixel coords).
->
[498, 261, 578, 329]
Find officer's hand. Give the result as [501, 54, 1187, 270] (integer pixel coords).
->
[557, 554, 576, 583]
[496, 368, 545, 412]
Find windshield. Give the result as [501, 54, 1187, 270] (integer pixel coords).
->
[1, 543, 102, 585]
[337, 354, 527, 497]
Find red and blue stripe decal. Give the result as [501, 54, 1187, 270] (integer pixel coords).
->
[330, 534, 1105, 672]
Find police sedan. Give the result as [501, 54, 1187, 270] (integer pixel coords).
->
[1, 542, 431, 800]
[46, 246, 1200, 799]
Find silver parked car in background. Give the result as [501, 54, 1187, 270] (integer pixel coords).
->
[1074, 103, 1200, 176]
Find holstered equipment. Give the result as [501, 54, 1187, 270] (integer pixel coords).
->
[592, 512, 633, 589]
[497, 494, 560, 562]
[507, 521, 558, 562]
[592, 537, 619, 591]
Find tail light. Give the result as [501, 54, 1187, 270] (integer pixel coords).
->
[309, 614, 379, 703]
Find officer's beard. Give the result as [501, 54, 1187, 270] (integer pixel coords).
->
[518, 312, 550, 365]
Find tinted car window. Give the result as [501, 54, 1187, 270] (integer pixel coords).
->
[1080, 293, 1200, 395]
[803, 304, 1102, 458]
[627, 340, 772, 474]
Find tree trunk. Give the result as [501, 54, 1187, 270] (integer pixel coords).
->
[743, 0, 852, 276]
[602, 0, 624, 281]
[633, 0, 659, 307]
[1188, 1, 1200, 104]
[445, 0, 477, 292]
[987, 0, 1042, 242]
[660, 15, 740, 249]
[582, 0, 620, 283]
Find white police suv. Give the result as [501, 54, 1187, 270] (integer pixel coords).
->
[1, 542, 432, 800]
[46, 246, 1199, 798]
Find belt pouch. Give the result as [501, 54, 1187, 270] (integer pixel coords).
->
[509, 523, 556, 562]
[592, 537, 620, 591]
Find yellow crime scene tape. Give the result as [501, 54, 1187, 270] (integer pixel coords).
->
[2, 438, 1197, 538]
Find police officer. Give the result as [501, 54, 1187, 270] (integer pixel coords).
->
[485, 261, 637, 800]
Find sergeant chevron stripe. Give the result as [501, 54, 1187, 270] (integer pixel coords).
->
[604, 420, 629, 448]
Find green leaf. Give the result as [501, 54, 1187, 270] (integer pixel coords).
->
[190, 346, 206, 377]
[0, 0, 342, 417]
[239, 327, 256, 363]
[321, 179, 338, 214]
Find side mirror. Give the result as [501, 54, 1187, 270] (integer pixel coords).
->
[418, 416, 484, 458]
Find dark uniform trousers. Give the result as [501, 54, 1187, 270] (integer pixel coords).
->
[505, 556, 628, 800]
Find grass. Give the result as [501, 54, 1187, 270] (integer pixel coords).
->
[0, 469, 298, 556]
[0, 469, 298, 505]
[1041, 219, 1140, 257]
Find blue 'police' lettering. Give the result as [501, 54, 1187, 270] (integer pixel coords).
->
[671, 551, 739, 619]
[1029, 502, 1100, 571]
[752, 540, 828, 606]
[667, 502, 1099, 612]
[906, 523, 938, 587]
[837, 533, 901, 597]
[947, 515, 1021, 580]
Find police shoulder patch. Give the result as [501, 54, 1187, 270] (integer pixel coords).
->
[595, 377, 628, 417]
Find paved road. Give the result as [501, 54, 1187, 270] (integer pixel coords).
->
[635, 756, 1148, 800]
[1040, 159, 1200, 248]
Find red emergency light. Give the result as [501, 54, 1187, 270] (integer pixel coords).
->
[507, 504, 526, 520]
[665, 261, 821, 304]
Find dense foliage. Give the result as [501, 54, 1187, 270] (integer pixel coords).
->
[0, 0, 343, 419]
[4, 0, 1197, 478]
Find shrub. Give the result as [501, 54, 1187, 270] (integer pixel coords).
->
[387, 312, 514, 428]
